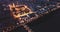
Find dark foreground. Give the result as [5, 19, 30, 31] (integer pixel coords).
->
[9, 8, 60, 32]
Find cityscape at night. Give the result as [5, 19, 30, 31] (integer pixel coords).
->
[0, 0, 60, 32]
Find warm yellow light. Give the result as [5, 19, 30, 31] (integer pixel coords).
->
[9, 3, 34, 19]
